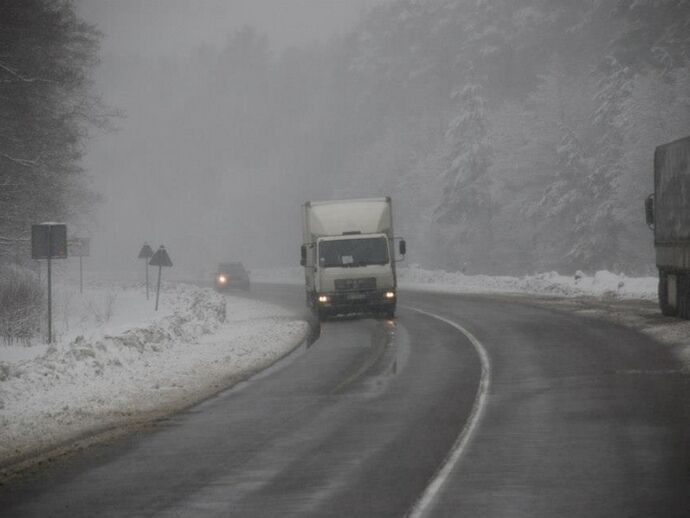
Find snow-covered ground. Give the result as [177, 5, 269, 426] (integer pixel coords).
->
[1, 282, 180, 364]
[399, 265, 658, 299]
[0, 283, 308, 471]
[253, 265, 657, 299]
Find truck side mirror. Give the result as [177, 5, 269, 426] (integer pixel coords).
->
[300, 245, 307, 266]
[399, 239, 406, 256]
[645, 194, 654, 229]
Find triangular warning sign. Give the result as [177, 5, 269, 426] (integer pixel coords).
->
[149, 246, 173, 267]
[138, 243, 154, 259]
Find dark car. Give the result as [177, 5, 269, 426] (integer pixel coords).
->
[215, 262, 250, 291]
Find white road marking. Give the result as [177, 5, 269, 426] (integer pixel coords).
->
[403, 306, 492, 518]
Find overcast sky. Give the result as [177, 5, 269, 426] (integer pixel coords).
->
[77, 0, 381, 56]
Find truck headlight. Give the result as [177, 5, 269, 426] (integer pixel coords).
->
[218, 274, 227, 284]
[384, 290, 396, 299]
[318, 294, 330, 303]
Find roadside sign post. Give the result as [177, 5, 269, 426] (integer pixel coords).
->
[48, 237, 51, 343]
[68, 237, 90, 294]
[138, 242, 154, 299]
[32, 223, 67, 343]
[149, 245, 173, 311]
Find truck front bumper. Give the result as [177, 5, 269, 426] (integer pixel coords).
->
[316, 289, 396, 314]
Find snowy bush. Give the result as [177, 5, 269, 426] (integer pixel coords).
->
[0, 264, 43, 344]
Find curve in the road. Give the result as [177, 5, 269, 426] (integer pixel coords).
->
[2, 284, 687, 518]
[0, 287, 483, 518]
[404, 306, 491, 518]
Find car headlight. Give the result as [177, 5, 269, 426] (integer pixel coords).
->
[318, 294, 330, 303]
[384, 291, 396, 299]
[218, 275, 228, 284]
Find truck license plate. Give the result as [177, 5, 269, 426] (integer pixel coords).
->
[346, 293, 366, 300]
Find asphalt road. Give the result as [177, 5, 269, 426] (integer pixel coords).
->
[1, 284, 688, 517]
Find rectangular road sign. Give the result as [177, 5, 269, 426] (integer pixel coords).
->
[68, 237, 90, 257]
[31, 224, 67, 259]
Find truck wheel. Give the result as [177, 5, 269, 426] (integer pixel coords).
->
[659, 270, 677, 317]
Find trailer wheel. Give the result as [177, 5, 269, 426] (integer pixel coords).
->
[659, 270, 677, 317]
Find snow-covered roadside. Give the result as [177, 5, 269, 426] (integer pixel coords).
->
[1, 282, 180, 363]
[252, 267, 303, 285]
[516, 294, 690, 372]
[0, 284, 308, 471]
[253, 265, 657, 300]
[399, 265, 658, 300]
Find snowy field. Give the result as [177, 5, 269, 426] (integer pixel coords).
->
[0, 283, 308, 472]
[399, 265, 658, 299]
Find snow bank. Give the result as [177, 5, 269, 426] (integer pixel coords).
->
[252, 267, 303, 285]
[0, 283, 308, 469]
[399, 266, 658, 300]
[252, 265, 657, 300]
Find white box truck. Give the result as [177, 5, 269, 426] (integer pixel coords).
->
[300, 197, 406, 319]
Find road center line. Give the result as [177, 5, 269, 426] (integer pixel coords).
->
[403, 306, 492, 518]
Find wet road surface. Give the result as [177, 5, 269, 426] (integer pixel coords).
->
[0, 284, 688, 517]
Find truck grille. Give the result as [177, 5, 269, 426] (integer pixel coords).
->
[334, 277, 377, 291]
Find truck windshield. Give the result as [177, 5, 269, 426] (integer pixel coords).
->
[318, 237, 389, 268]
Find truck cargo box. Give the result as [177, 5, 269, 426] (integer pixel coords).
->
[302, 198, 393, 243]
[654, 136, 690, 244]
[648, 135, 690, 318]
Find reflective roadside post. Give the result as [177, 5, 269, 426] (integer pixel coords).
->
[138, 242, 154, 300]
[31, 223, 68, 343]
[149, 245, 173, 311]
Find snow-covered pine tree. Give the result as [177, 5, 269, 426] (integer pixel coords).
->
[434, 84, 493, 272]
[573, 54, 633, 270]
[530, 123, 594, 269]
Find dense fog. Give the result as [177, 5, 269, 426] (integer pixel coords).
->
[4, 1, 690, 277]
[76, 0, 377, 277]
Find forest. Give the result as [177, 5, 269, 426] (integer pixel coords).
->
[2, 1, 690, 276]
[327, 0, 690, 274]
[0, 0, 108, 264]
